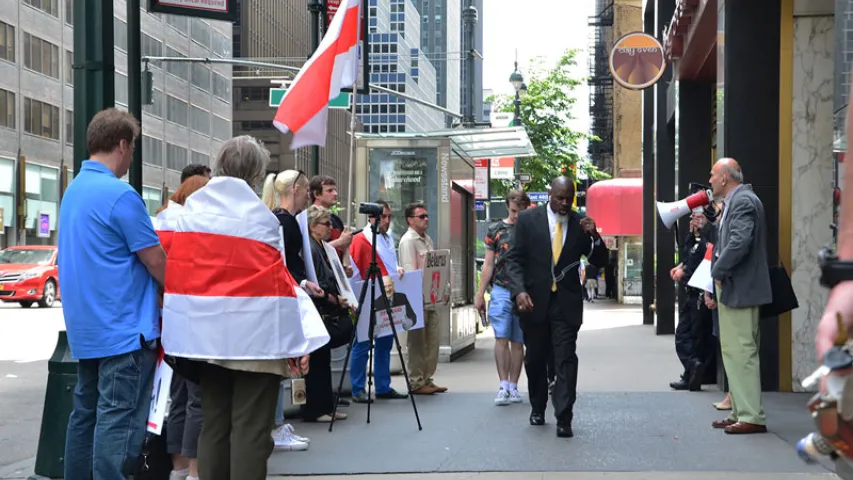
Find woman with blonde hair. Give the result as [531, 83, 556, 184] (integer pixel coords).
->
[261, 169, 323, 450]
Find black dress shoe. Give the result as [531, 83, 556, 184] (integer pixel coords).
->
[529, 412, 545, 426]
[669, 379, 688, 390]
[556, 424, 573, 438]
[337, 397, 351, 407]
[376, 388, 408, 399]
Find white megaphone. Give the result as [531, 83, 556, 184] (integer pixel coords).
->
[656, 189, 713, 229]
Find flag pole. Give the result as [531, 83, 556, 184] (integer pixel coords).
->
[346, 92, 357, 227]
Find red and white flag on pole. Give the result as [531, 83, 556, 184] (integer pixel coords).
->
[162, 177, 330, 360]
[273, 0, 361, 150]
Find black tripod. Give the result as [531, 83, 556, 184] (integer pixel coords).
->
[329, 214, 422, 431]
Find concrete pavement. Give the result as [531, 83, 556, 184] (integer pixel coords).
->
[0, 301, 841, 479]
[264, 301, 836, 478]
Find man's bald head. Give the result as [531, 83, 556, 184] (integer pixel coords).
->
[549, 176, 575, 216]
[709, 157, 744, 197]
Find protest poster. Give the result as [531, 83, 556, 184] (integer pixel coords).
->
[352, 270, 424, 342]
[423, 249, 450, 308]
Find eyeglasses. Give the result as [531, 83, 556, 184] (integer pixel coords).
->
[409, 214, 429, 220]
[317, 221, 332, 227]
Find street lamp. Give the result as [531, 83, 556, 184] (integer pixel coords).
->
[510, 61, 526, 186]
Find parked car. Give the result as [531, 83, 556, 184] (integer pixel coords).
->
[0, 245, 60, 308]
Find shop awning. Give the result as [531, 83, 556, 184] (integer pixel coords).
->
[355, 126, 537, 160]
[585, 178, 643, 237]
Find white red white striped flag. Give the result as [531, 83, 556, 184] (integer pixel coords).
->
[273, 0, 361, 149]
[687, 242, 715, 293]
[162, 177, 330, 360]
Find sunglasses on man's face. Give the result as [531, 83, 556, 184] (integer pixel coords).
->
[409, 214, 429, 220]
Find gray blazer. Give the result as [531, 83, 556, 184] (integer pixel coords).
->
[710, 184, 772, 308]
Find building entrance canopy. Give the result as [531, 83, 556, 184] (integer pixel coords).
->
[356, 126, 537, 160]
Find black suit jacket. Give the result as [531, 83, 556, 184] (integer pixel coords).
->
[505, 205, 609, 324]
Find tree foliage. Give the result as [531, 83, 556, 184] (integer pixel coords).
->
[487, 49, 609, 197]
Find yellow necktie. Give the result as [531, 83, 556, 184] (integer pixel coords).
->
[552, 220, 563, 292]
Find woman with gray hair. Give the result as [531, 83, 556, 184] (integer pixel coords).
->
[162, 135, 326, 480]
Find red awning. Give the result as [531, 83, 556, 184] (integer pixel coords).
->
[585, 178, 643, 237]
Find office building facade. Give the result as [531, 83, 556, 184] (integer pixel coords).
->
[356, 0, 443, 134]
[414, 0, 460, 127]
[0, 0, 233, 247]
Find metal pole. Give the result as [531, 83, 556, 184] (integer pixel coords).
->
[514, 90, 521, 188]
[73, 0, 115, 176]
[310, 0, 322, 176]
[462, 1, 478, 127]
[127, 0, 143, 194]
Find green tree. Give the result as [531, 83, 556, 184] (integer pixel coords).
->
[488, 49, 609, 197]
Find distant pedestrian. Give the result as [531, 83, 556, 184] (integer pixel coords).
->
[59, 108, 166, 479]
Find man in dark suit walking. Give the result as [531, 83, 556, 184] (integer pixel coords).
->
[505, 177, 609, 438]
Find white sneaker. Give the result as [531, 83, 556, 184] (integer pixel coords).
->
[494, 388, 510, 406]
[169, 470, 189, 480]
[283, 423, 311, 444]
[509, 389, 523, 404]
[272, 424, 309, 451]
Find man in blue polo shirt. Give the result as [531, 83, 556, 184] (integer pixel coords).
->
[59, 108, 167, 479]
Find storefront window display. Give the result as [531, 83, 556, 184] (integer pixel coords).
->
[25, 163, 59, 244]
[368, 147, 438, 245]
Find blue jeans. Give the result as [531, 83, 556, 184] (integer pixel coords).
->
[64, 346, 157, 479]
[274, 382, 285, 426]
[350, 335, 393, 395]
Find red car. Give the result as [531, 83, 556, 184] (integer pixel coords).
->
[0, 245, 60, 308]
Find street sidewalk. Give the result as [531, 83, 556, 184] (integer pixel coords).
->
[265, 301, 836, 479]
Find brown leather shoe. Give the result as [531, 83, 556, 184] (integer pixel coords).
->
[712, 419, 736, 429]
[724, 422, 767, 434]
[431, 384, 448, 393]
[412, 385, 438, 395]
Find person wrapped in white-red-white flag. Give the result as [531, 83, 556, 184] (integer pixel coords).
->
[161, 176, 330, 361]
[272, 0, 361, 149]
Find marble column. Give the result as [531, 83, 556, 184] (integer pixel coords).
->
[791, 14, 835, 391]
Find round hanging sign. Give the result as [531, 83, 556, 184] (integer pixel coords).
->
[609, 32, 667, 90]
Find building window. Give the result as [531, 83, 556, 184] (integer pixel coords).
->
[191, 63, 211, 91]
[24, 163, 59, 232]
[191, 150, 209, 166]
[166, 143, 188, 171]
[212, 115, 230, 141]
[115, 72, 128, 105]
[65, 109, 72, 145]
[166, 95, 188, 125]
[142, 186, 161, 216]
[24, 97, 60, 140]
[114, 18, 128, 51]
[0, 22, 14, 63]
[164, 47, 189, 80]
[0, 89, 15, 130]
[212, 32, 230, 58]
[65, 50, 73, 86]
[164, 14, 188, 34]
[23, 0, 59, 18]
[142, 33, 162, 57]
[190, 19, 211, 48]
[142, 135, 163, 166]
[23, 32, 60, 79]
[64, 0, 72, 25]
[213, 72, 230, 102]
[190, 105, 210, 136]
[143, 88, 163, 117]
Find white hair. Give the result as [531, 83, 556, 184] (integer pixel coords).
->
[212, 135, 270, 189]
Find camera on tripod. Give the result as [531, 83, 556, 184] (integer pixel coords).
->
[359, 202, 385, 217]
